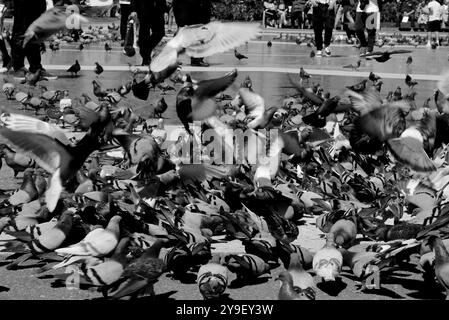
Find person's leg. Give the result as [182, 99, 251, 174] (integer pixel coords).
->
[0, 39, 11, 68]
[299, 11, 303, 29]
[354, 12, 368, 51]
[366, 28, 376, 52]
[313, 5, 324, 51]
[148, 12, 165, 53]
[324, 7, 335, 52]
[23, 0, 46, 73]
[120, 4, 131, 41]
[11, 0, 27, 72]
[334, 5, 343, 29]
[137, 12, 152, 65]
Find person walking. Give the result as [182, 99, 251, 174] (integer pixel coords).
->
[10, 0, 57, 80]
[422, 0, 443, 47]
[129, 0, 166, 66]
[172, 0, 211, 67]
[353, 0, 381, 56]
[308, 0, 337, 57]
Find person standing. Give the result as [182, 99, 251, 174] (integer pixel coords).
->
[10, 0, 57, 80]
[308, 0, 337, 57]
[129, 0, 166, 66]
[353, 0, 381, 56]
[172, 0, 211, 67]
[119, 0, 131, 46]
[422, 0, 443, 46]
[291, 0, 306, 29]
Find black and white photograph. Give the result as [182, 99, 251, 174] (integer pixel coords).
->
[0, 0, 447, 311]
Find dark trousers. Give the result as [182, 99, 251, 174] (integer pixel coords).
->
[0, 39, 11, 68]
[312, 4, 335, 50]
[120, 4, 132, 41]
[137, 11, 165, 63]
[12, 0, 46, 72]
[291, 10, 303, 28]
[354, 12, 377, 52]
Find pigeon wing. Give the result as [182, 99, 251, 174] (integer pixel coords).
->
[2, 113, 71, 146]
[387, 137, 437, 172]
[0, 128, 62, 174]
[182, 22, 260, 58]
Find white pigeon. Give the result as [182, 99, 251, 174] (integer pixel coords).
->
[2, 113, 72, 146]
[150, 21, 260, 73]
[55, 215, 121, 257]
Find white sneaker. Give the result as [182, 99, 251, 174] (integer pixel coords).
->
[316, 50, 322, 56]
[0, 67, 8, 73]
[324, 47, 331, 56]
[426, 42, 431, 47]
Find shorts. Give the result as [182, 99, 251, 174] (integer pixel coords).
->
[428, 20, 441, 32]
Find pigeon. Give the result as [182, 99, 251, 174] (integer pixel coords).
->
[51, 237, 130, 288]
[310, 50, 315, 58]
[78, 43, 84, 51]
[312, 232, 343, 281]
[406, 56, 413, 65]
[92, 80, 108, 98]
[105, 42, 112, 53]
[302, 96, 341, 128]
[0, 105, 111, 211]
[108, 239, 167, 299]
[342, 60, 361, 71]
[94, 62, 104, 77]
[369, 72, 381, 83]
[197, 261, 229, 300]
[55, 216, 121, 258]
[155, 97, 168, 118]
[267, 40, 272, 47]
[329, 219, 357, 248]
[427, 235, 449, 299]
[234, 49, 248, 61]
[176, 69, 238, 134]
[66, 60, 80, 77]
[276, 271, 313, 300]
[405, 74, 418, 89]
[287, 253, 315, 294]
[2, 210, 75, 270]
[299, 67, 311, 83]
[346, 79, 368, 93]
[364, 49, 412, 63]
[150, 22, 259, 73]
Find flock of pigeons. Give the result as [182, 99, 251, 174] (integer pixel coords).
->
[0, 11, 448, 301]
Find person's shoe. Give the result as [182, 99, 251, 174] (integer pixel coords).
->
[426, 42, 432, 48]
[39, 69, 58, 80]
[120, 40, 125, 47]
[323, 47, 331, 56]
[12, 67, 28, 80]
[141, 59, 151, 66]
[316, 50, 322, 56]
[0, 67, 8, 73]
[191, 59, 210, 67]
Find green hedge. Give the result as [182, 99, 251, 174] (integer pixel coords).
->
[212, 0, 264, 21]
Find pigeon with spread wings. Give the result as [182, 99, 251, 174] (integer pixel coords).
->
[0, 106, 111, 212]
[150, 22, 260, 73]
[363, 50, 413, 63]
[176, 69, 238, 134]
